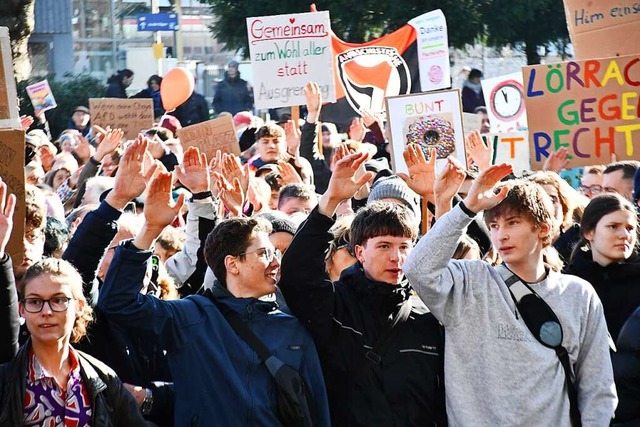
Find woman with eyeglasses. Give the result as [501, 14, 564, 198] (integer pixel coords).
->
[0, 258, 150, 426]
[563, 193, 640, 424]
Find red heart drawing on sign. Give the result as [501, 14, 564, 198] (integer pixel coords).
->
[289, 18, 295, 24]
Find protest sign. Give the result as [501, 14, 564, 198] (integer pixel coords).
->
[481, 72, 528, 133]
[386, 89, 465, 175]
[0, 27, 20, 129]
[246, 11, 334, 109]
[480, 132, 530, 176]
[89, 99, 153, 140]
[523, 54, 640, 170]
[177, 115, 240, 161]
[0, 129, 25, 260]
[563, 0, 640, 60]
[26, 80, 57, 116]
[408, 10, 450, 92]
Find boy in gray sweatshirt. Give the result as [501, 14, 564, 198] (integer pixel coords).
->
[404, 164, 617, 426]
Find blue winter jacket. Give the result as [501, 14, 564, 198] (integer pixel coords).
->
[97, 240, 331, 427]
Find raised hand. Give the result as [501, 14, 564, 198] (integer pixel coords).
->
[462, 164, 513, 214]
[319, 151, 375, 217]
[304, 81, 322, 123]
[348, 118, 367, 142]
[212, 172, 245, 217]
[284, 120, 301, 155]
[277, 160, 303, 185]
[397, 145, 436, 202]
[106, 135, 158, 210]
[542, 147, 569, 172]
[0, 180, 17, 256]
[94, 128, 124, 162]
[174, 146, 209, 193]
[144, 171, 186, 230]
[434, 157, 466, 219]
[465, 130, 493, 172]
[20, 115, 34, 131]
[359, 109, 378, 128]
[73, 134, 95, 164]
[221, 153, 250, 197]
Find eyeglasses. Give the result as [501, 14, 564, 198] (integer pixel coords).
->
[24, 229, 44, 244]
[238, 247, 282, 263]
[578, 184, 603, 195]
[22, 297, 74, 313]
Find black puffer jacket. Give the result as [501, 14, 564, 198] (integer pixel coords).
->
[564, 248, 640, 341]
[0, 342, 151, 426]
[612, 306, 640, 425]
[279, 208, 447, 427]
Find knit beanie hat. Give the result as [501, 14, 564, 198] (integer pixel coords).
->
[254, 211, 298, 236]
[367, 175, 420, 218]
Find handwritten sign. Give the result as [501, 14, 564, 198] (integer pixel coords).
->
[246, 11, 335, 109]
[481, 132, 530, 176]
[0, 27, 20, 129]
[481, 72, 528, 133]
[0, 129, 25, 260]
[564, 0, 640, 60]
[408, 10, 450, 92]
[523, 54, 640, 170]
[26, 80, 57, 116]
[386, 89, 465, 175]
[177, 115, 240, 161]
[89, 98, 153, 140]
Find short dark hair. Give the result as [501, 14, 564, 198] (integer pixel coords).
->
[145, 127, 174, 142]
[604, 161, 640, 180]
[147, 74, 162, 87]
[26, 185, 47, 230]
[349, 201, 418, 251]
[469, 68, 483, 80]
[277, 184, 315, 209]
[204, 218, 272, 287]
[255, 123, 285, 140]
[484, 180, 557, 247]
[44, 217, 70, 257]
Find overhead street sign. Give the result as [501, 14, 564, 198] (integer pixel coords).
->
[137, 13, 179, 32]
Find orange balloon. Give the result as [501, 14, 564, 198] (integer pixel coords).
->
[161, 67, 195, 111]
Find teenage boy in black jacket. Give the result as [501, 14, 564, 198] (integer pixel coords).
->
[278, 152, 446, 426]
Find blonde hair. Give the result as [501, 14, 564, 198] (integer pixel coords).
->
[19, 258, 93, 343]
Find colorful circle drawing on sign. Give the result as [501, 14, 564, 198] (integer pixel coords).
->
[490, 79, 525, 121]
[404, 114, 456, 158]
[428, 65, 443, 84]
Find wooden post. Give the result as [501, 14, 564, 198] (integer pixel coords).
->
[421, 197, 430, 235]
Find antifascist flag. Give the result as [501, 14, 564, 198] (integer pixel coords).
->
[320, 24, 421, 128]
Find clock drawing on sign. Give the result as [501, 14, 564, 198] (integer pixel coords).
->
[489, 79, 525, 121]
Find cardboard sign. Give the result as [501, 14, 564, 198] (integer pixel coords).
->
[408, 10, 450, 92]
[0, 129, 25, 261]
[481, 72, 528, 133]
[26, 80, 57, 116]
[0, 27, 20, 129]
[564, 0, 640, 60]
[177, 115, 240, 161]
[481, 132, 530, 176]
[246, 11, 335, 109]
[385, 89, 465, 175]
[523, 54, 640, 170]
[89, 98, 153, 140]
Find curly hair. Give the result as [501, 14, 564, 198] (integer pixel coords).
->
[19, 258, 93, 343]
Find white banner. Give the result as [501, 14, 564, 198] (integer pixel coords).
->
[481, 131, 530, 176]
[246, 11, 335, 109]
[408, 10, 450, 92]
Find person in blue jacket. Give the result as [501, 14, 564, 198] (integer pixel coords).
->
[97, 141, 330, 427]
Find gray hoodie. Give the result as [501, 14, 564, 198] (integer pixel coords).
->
[404, 204, 617, 427]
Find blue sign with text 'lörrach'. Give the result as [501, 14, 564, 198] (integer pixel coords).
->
[137, 13, 178, 32]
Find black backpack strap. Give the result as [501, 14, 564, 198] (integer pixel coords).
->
[363, 298, 413, 365]
[496, 265, 582, 427]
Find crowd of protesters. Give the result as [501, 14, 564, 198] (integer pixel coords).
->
[2, 75, 639, 427]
